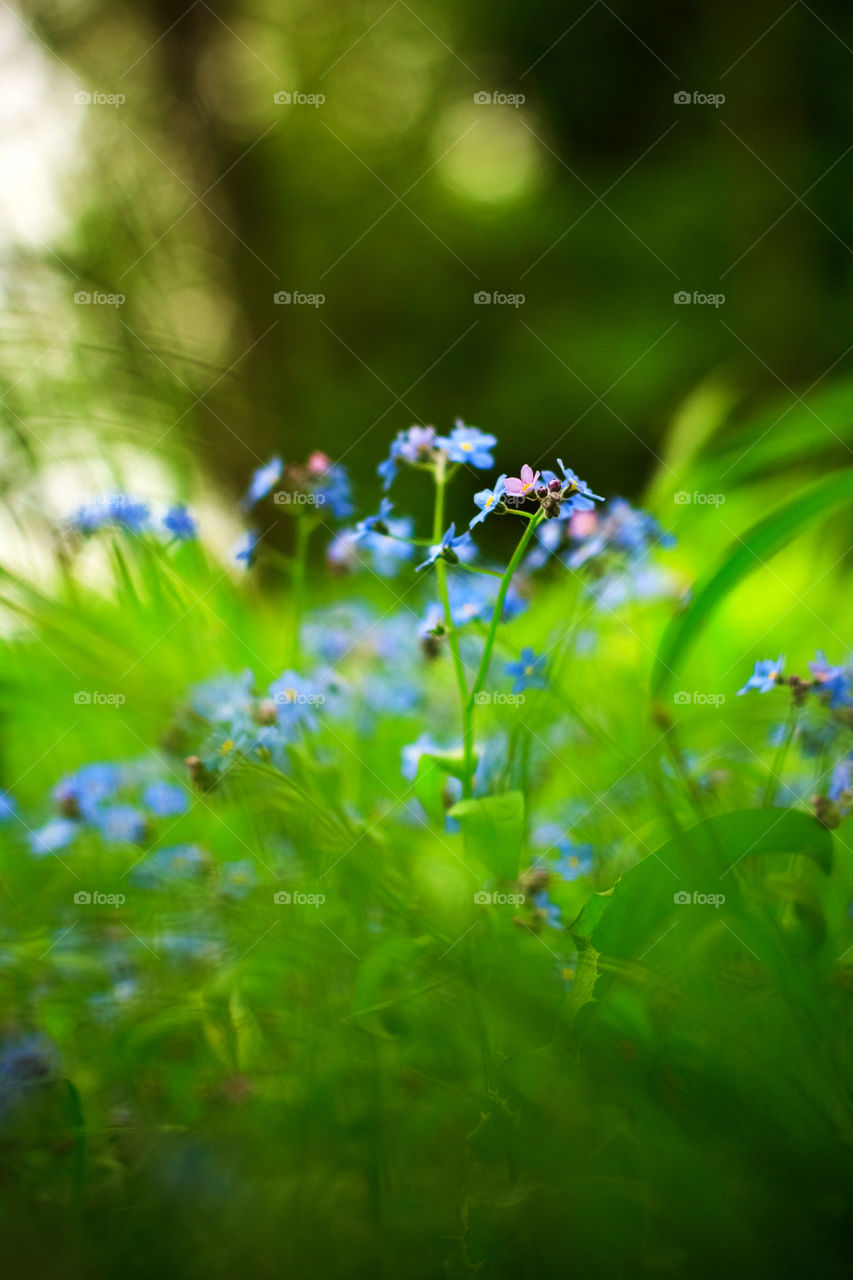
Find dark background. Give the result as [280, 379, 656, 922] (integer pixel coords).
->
[5, 0, 853, 514]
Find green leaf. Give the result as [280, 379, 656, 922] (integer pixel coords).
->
[571, 807, 833, 981]
[651, 469, 853, 697]
[449, 791, 525, 880]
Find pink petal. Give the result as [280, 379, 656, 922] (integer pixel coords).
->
[520, 464, 533, 483]
[505, 477, 524, 495]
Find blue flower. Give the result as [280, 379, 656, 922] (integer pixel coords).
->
[243, 457, 282, 509]
[553, 842, 594, 881]
[70, 494, 151, 535]
[233, 530, 259, 568]
[93, 805, 146, 844]
[556, 460, 604, 512]
[143, 781, 189, 817]
[356, 498, 395, 536]
[829, 759, 852, 803]
[469, 475, 507, 528]
[738, 657, 784, 695]
[505, 647, 547, 693]
[809, 651, 852, 708]
[378, 426, 437, 490]
[163, 505, 197, 540]
[533, 890, 562, 928]
[131, 844, 205, 887]
[268, 672, 321, 731]
[54, 762, 121, 821]
[436, 421, 496, 468]
[401, 734, 444, 781]
[416, 522, 472, 571]
[29, 818, 78, 856]
[220, 859, 256, 900]
[0, 792, 17, 822]
[192, 670, 255, 724]
[313, 462, 353, 520]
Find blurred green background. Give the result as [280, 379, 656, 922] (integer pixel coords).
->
[3, 0, 853, 516]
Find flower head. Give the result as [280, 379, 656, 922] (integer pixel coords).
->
[233, 530, 259, 568]
[143, 781, 189, 817]
[242, 457, 282, 509]
[378, 426, 437, 490]
[469, 475, 507, 528]
[809, 651, 852, 708]
[416, 522, 472, 571]
[163, 505, 198, 541]
[556, 460, 604, 512]
[505, 464, 540, 500]
[435, 421, 497, 469]
[738, 656, 784, 695]
[505, 647, 547, 694]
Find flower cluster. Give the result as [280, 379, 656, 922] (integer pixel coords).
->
[69, 496, 197, 541]
[377, 421, 496, 490]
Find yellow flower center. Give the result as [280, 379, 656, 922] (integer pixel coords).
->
[461, 441, 472, 452]
[221, 739, 234, 753]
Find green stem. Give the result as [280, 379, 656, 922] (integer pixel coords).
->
[763, 703, 798, 806]
[288, 516, 315, 666]
[433, 456, 473, 797]
[468, 510, 544, 711]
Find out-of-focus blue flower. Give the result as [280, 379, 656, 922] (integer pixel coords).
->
[243, 456, 282, 509]
[416, 523, 472, 571]
[436, 421, 497, 469]
[233, 530, 259, 568]
[533, 890, 562, 928]
[29, 818, 78, 856]
[378, 426, 437, 490]
[554, 842, 594, 881]
[568, 499, 671, 569]
[313, 462, 353, 520]
[738, 657, 784, 695]
[54, 762, 121, 821]
[356, 498, 395, 536]
[220, 859, 256, 899]
[93, 805, 146, 844]
[163, 505, 197, 540]
[829, 759, 852, 803]
[70, 494, 152, 535]
[269, 672, 322, 731]
[809, 651, 852, 708]
[0, 792, 17, 822]
[402, 734, 445, 781]
[193, 671, 255, 725]
[0, 1033, 57, 1122]
[469, 475, 507, 528]
[143, 781, 189, 817]
[132, 844, 206, 886]
[505, 647, 547, 694]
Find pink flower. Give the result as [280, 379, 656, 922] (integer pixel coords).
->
[505, 464, 540, 497]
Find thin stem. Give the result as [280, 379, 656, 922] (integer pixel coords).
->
[433, 455, 473, 797]
[468, 510, 545, 712]
[764, 703, 798, 806]
[288, 516, 315, 667]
